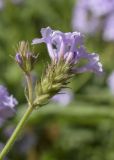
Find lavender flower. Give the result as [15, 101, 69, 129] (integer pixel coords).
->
[0, 85, 18, 121]
[52, 89, 74, 106]
[72, 0, 114, 41]
[0, 0, 4, 11]
[32, 27, 103, 74]
[88, 0, 114, 17]
[103, 13, 114, 41]
[72, 0, 100, 35]
[107, 71, 114, 95]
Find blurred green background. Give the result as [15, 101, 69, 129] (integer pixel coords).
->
[0, 0, 114, 160]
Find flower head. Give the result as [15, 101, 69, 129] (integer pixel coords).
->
[32, 27, 103, 107]
[32, 27, 84, 62]
[15, 41, 38, 73]
[32, 27, 103, 75]
[0, 85, 18, 121]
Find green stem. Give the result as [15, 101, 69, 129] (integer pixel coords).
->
[0, 105, 33, 160]
[0, 72, 34, 160]
[26, 73, 33, 104]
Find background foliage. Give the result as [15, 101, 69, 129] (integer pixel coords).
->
[0, 0, 114, 159]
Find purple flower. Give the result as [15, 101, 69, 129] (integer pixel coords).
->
[32, 27, 83, 62]
[72, 0, 114, 41]
[0, 0, 4, 11]
[73, 52, 103, 74]
[72, 0, 100, 35]
[0, 85, 18, 121]
[32, 27, 103, 74]
[16, 132, 37, 154]
[52, 89, 74, 106]
[107, 71, 114, 95]
[88, 0, 114, 17]
[103, 13, 114, 41]
[15, 53, 23, 67]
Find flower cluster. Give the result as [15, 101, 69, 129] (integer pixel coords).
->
[32, 27, 103, 107]
[0, 85, 18, 126]
[32, 27, 103, 75]
[72, 0, 114, 41]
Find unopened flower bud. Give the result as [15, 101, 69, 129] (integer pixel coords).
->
[15, 53, 23, 68]
[15, 41, 38, 73]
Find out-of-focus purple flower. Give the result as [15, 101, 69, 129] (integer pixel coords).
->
[11, 0, 24, 5]
[107, 71, 114, 95]
[103, 13, 114, 41]
[72, 0, 100, 35]
[0, 85, 18, 121]
[0, 0, 4, 11]
[3, 125, 37, 154]
[16, 131, 37, 154]
[52, 89, 74, 106]
[72, 0, 114, 41]
[88, 0, 114, 17]
[32, 27, 103, 74]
